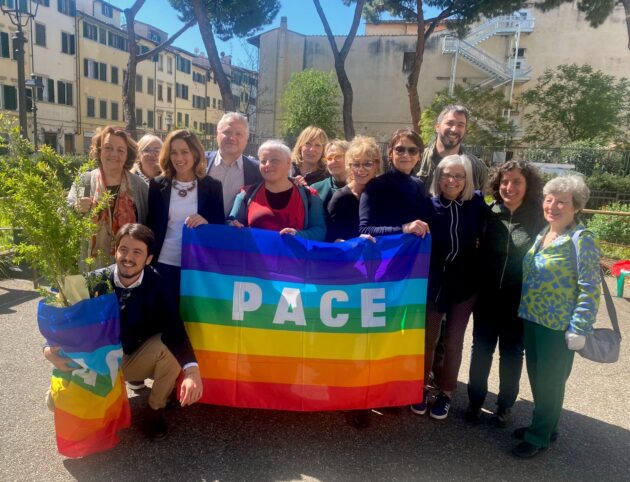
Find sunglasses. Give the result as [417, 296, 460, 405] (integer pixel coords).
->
[394, 146, 420, 156]
[350, 162, 375, 171]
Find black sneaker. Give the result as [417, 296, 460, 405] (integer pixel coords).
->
[491, 406, 511, 428]
[511, 441, 547, 458]
[463, 403, 481, 423]
[346, 410, 371, 429]
[143, 407, 168, 440]
[410, 391, 428, 415]
[429, 392, 451, 420]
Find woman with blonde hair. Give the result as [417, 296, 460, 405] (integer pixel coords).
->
[68, 125, 148, 268]
[311, 139, 350, 211]
[131, 134, 163, 184]
[147, 129, 224, 302]
[291, 126, 329, 185]
[328, 136, 382, 242]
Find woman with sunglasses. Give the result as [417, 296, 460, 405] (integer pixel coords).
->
[328, 136, 381, 242]
[412, 154, 486, 421]
[147, 129, 225, 302]
[131, 134, 163, 185]
[359, 128, 430, 238]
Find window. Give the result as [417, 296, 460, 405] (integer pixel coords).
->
[402, 52, 415, 73]
[175, 82, 188, 100]
[137, 45, 149, 55]
[512, 47, 526, 58]
[147, 78, 154, 96]
[166, 86, 172, 103]
[57, 81, 72, 105]
[194, 121, 198, 130]
[57, 0, 76, 17]
[99, 100, 107, 119]
[158, 54, 163, 71]
[107, 31, 127, 51]
[135, 75, 143, 93]
[218, 99, 222, 110]
[61, 32, 75, 54]
[136, 108, 143, 125]
[102, 3, 113, 18]
[2, 85, 17, 110]
[34, 23, 46, 47]
[1, 32, 10, 58]
[192, 71, 205, 83]
[149, 30, 162, 43]
[111, 66, 118, 85]
[98, 27, 106, 45]
[147, 110, 154, 128]
[35, 0, 51, 6]
[157, 83, 163, 101]
[176, 55, 191, 74]
[184, 114, 189, 127]
[177, 112, 182, 125]
[33, 75, 45, 101]
[47, 78, 54, 103]
[83, 22, 98, 41]
[166, 57, 173, 74]
[86, 97, 95, 117]
[192, 95, 205, 109]
[84, 59, 106, 80]
[212, 98, 216, 109]
[111, 101, 119, 121]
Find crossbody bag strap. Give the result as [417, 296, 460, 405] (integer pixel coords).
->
[571, 230, 621, 339]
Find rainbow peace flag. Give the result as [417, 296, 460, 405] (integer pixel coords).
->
[38, 293, 130, 457]
[181, 225, 429, 411]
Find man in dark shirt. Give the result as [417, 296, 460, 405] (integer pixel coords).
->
[44, 223, 202, 439]
[417, 104, 488, 191]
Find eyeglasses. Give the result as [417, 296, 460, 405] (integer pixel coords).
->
[440, 173, 466, 181]
[118, 289, 132, 311]
[142, 148, 161, 155]
[394, 146, 420, 156]
[350, 162, 375, 171]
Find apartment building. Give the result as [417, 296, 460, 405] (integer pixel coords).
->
[251, 2, 630, 143]
[1, 0, 254, 153]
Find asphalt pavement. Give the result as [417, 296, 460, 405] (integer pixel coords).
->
[1, 273, 629, 482]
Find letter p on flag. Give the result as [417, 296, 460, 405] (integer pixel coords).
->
[232, 282, 263, 320]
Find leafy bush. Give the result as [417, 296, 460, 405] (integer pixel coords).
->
[587, 202, 630, 245]
[586, 173, 630, 193]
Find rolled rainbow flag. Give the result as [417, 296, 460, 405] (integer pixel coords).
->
[38, 293, 131, 457]
[181, 225, 428, 411]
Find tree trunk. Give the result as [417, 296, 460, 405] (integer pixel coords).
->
[336, 63, 355, 140]
[192, 0, 235, 111]
[406, 0, 425, 146]
[123, 7, 141, 137]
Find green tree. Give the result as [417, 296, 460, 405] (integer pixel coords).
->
[313, 0, 366, 140]
[170, 0, 280, 112]
[537, 0, 630, 51]
[281, 69, 341, 142]
[364, 0, 528, 142]
[520, 64, 630, 145]
[420, 84, 516, 146]
[123, 1, 196, 137]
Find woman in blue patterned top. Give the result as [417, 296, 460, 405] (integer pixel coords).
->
[512, 175, 601, 458]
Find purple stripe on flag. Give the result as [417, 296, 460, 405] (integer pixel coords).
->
[40, 317, 120, 353]
[182, 245, 429, 283]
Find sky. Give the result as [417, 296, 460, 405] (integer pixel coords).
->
[107, 1, 440, 69]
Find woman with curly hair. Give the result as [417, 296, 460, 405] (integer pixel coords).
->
[68, 126, 148, 268]
[466, 161, 545, 427]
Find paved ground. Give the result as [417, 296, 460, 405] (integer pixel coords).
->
[1, 272, 629, 482]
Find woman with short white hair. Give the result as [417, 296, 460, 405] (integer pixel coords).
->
[512, 175, 600, 458]
[228, 140, 326, 240]
[411, 154, 486, 421]
[132, 134, 163, 184]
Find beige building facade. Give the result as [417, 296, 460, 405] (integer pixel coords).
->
[1, 0, 253, 153]
[251, 2, 630, 144]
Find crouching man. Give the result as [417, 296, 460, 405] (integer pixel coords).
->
[44, 223, 202, 439]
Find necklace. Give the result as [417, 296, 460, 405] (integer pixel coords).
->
[172, 178, 196, 197]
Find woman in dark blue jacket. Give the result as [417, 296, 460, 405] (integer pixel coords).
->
[147, 130, 224, 303]
[411, 154, 485, 421]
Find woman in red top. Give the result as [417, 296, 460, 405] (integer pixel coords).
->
[228, 140, 326, 240]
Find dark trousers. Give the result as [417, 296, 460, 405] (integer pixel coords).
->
[155, 262, 182, 312]
[425, 296, 476, 392]
[523, 320, 575, 448]
[467, 287, 524, 410]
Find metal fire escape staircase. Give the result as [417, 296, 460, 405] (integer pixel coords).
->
[442, 12, 535, 89]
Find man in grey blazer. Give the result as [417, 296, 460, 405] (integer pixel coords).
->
[205, 112, 263, 216]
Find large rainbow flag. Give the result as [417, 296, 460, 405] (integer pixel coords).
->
[38, 293, 130, 457]
[180, 225, 429, 411]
